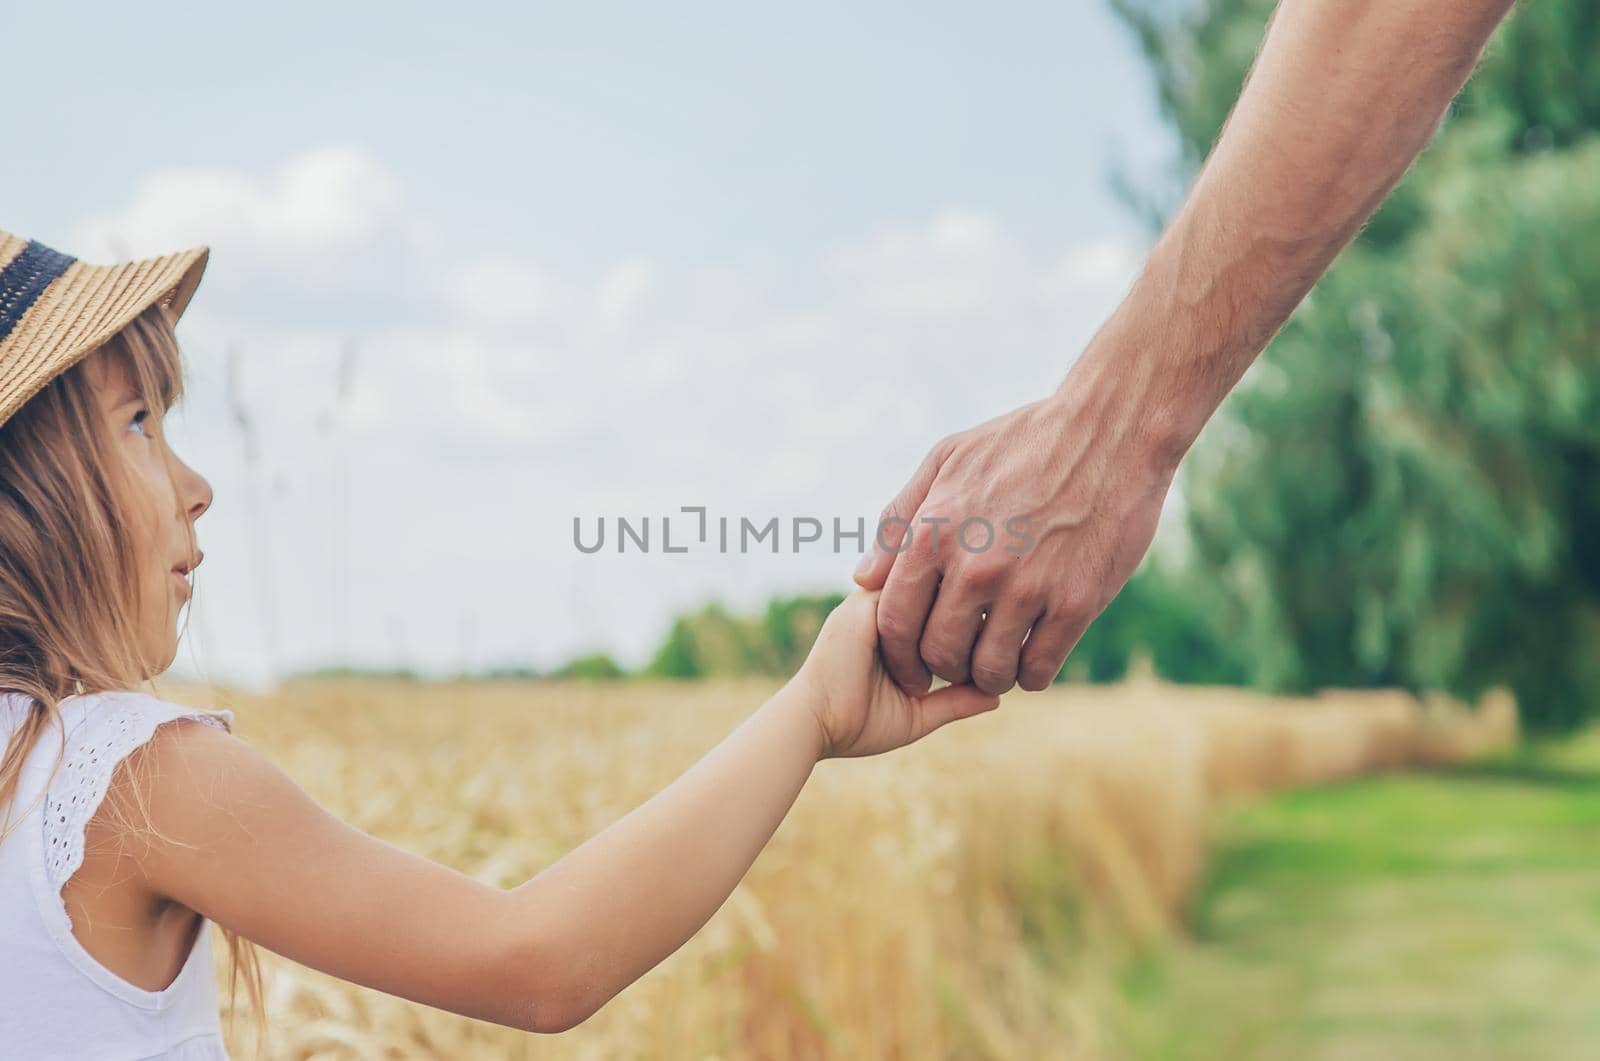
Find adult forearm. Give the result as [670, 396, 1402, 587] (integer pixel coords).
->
[1067, 0, 1517, 466]
[504, 683, 824, 1032]
[851, 0, 1519, 699]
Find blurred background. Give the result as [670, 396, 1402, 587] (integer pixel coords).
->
[6, 0, 1169, 689]
[8, 0, 1598, 1057]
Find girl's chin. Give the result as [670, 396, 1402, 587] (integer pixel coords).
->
[137, 625, 180, 675]
[144, 644, 178, 678]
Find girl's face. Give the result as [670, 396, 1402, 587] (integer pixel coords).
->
[85, 350, 213, 675]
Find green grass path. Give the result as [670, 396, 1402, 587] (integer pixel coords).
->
[1119, 733, 1600, 1060]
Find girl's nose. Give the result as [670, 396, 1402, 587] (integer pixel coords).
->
[172, 452, 213, 521]
[187, 478, 213, 521]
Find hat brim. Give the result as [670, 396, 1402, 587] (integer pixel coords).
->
[0, 236, 210, 427]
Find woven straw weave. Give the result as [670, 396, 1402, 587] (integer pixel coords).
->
[0, 230, 209, 427]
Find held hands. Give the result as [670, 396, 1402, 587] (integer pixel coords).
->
[796, 587, 1002, 760]
[852, 381, 1183, 697]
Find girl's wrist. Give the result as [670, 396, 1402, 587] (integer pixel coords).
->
[774, 669, 832, 763]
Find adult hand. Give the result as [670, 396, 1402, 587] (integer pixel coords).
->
[852, 342, 1184, 697]
[797, 587, 1001, 759]
[851, 0, 1517, 697]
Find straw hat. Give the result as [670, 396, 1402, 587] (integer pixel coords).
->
[0, 228, 210, 428]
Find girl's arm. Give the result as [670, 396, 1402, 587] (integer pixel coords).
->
[499, 676, 823, 1031]
[119, 589, 997, 1033]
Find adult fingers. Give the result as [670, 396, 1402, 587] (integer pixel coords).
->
[1016, 607, 1085, 692]
[917, 584, 989, 685]
[969, 599, 1044, 696]
[876, 546, 941, 695]
[853, 440, 952, 590]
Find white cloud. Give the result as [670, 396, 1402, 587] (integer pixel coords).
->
[594, 259, 657, 329]
[1048, 235, 1142, 290]
[72, 145, 428, 325]
[443, 258, 554, 326]
[74, 144, 408, 263]
[825, 206, 1016, 317]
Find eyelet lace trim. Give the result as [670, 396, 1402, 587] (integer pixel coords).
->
[43, 696, 232, 902]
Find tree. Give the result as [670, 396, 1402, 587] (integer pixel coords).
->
[1061, 564, 1250, 686]
[642, 595, 846, 679]
[643, 616, 707, 679]
[1113, 0, 1600, 728]
[555, 653, 628, 680]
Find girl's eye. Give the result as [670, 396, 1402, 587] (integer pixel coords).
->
[128, 409, 151, 437]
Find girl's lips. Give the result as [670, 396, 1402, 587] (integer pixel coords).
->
[171, 550, 201, 599]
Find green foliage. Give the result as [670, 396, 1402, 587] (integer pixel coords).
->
[634, 579, 1246, 688]
[554, 652, 628, 680]
[1111, 0, 1600, 249]
[1061, 564, 1251, 686]
[1114, 0, 1600, 728]
[643, 616, 706, 679]
[1121, 733, 1600, 1057]
[642, 594, 846, 679]
[763, 592, 848, 668]
[636, 580, 1233, 689]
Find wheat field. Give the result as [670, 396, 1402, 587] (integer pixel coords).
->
[161, 676, 1516, 1060]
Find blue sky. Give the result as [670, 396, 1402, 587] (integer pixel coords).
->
[3, 1, 1180, 684]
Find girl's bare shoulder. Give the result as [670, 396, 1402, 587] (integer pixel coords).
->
[46, 690, 238, 895]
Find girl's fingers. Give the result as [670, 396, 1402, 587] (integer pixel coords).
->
[911, 682, 1001, 742]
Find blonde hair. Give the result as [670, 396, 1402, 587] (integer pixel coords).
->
[0, 303, 266, 1052]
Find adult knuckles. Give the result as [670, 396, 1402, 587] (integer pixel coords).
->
[920, 639, 970, 677]
[1050, 587, 1098, 627]
[932, 432, 964, 461]
[1016, 637, 1068, 691]
[970, 658, 1017, 694]
[902, 523, 957, 568]
[1017, 666, 1056, 693]
[953, 558, 1009, 596]
[875, 606, 921, 649]
[875, 503, 913, 544]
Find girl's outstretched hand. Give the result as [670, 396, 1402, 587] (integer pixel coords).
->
[797, 587, 1002, 760]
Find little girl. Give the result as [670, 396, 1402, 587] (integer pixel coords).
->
[0, 227, 1002, 1058]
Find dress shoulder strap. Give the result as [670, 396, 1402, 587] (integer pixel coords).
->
[41, 690, 234, 900]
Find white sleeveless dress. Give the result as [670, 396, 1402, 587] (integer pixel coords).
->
[0, 689, 234, 1060]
